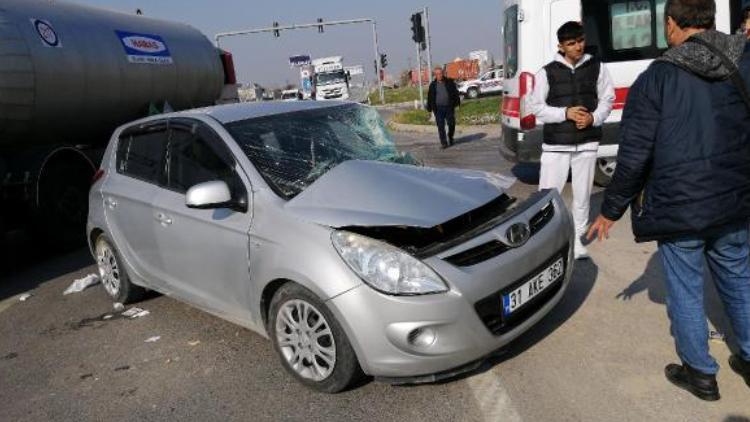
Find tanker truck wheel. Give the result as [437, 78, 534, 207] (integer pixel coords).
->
[35, 156, 92, 250]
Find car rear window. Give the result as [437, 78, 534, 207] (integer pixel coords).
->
[503, 5, 519, 79]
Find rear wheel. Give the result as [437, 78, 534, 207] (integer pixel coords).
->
[94, 234, 146, 304]
[594, 157, 616, 187]
[269, 283, 363, 393]
[467, 87, 479, 99]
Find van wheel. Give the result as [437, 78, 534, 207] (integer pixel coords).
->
[467, 87, 479, 99]
[269, 283, 363, 393]
[94, 234, 146, 304]
[594, 158, 616, 187]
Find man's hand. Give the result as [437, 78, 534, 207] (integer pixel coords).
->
[566, 106, 588, 122]
[587, 214, 616, 242]
[575, 112, 594, 129]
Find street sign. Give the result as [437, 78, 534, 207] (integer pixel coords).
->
[289, 54, 311, 67]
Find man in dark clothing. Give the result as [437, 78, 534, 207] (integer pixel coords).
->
[588, 0, 750, 401]
[426, 67, 461, 148]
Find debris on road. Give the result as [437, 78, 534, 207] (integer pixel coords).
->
[188, 340, 201, 347]
[2, 352, 18, 360]
[114, 365, 130, 372]
[18, 293, 33, 302]
[144, 336, 161, 343]
[63, 274, 100, 295]
[102, 314, 113, 320]
[80, 373, 93, 380]
[113, 302, 125, 312]
[122, 307, 150, 319]
[709, 331, 725, 343]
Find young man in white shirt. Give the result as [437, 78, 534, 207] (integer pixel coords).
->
[529, 21, 615, 259]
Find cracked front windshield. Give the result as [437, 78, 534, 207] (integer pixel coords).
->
[225, 104, 419, 199]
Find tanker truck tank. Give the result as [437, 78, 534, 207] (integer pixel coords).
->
[0, 0, 234, 250]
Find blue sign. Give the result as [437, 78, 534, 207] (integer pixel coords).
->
[115, 30, 173, 65]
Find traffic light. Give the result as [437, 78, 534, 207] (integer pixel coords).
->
[410, 13, 425, 43]
[317, 18, 324, 33]
[273, 22, 280, 38]
[380, 53, 388, 68]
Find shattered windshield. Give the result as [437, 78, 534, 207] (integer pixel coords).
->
[225, 104, 420, 199]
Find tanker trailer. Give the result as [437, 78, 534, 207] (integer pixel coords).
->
[0, 0, 236, 248]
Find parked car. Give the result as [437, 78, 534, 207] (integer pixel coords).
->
[87, 101, 574, 393]
[280, 89, 301, 101]
[458, 68, 504, 99]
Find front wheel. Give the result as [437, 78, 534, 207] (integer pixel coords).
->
[467, 87, 479, 99]
[594, 158, 616, 187]
[269, 283, 363, 393]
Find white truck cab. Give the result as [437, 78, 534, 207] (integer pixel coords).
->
[458, 68, 504, 99]
[500, 0, 743, 186]
[312, 56, 350, 101]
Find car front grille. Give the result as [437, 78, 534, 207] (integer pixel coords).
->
[473, 245, 568, 336]
[444, 201, 555, 267]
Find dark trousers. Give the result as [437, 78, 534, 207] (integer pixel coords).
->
[434, 106, 456, 146]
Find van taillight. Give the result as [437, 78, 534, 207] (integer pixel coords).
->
[519, 72, 536, 130]
[92, 168, 104, 184]
[220, 50, 237, 85]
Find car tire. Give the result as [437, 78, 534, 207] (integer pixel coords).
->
[594, 158, 616, 187]
[268, 283, 363, 393]
[94, 234, 146, 304]
[467, 87, 479, 99]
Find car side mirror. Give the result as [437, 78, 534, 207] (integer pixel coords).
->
[186, 181, 234, 210]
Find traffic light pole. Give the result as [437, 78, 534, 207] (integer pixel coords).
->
[424, 7, 433, 82]
[416, 41, 424, 108]
[215, 18, 385, 104]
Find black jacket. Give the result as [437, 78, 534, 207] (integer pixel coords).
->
[601, 31, 750, 242]
[426, 78, 461, 112]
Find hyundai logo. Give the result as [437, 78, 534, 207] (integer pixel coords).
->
[506, 222, 531, 248]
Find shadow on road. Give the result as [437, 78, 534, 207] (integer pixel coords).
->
[0, 230, 93, 300]
[452, 132, 487, 146]
[614, 252, 739, 357]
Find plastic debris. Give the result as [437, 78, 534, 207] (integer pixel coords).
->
[122, 307, 150, 319]
[18, 293, 32, 302]
[188, 340, 200, 347]
[63, 274, 100, 295]
[144, 336, 161, 343]
[113, 302, 125, 312]
[102, 314, 113, 320]
[709, 331, 725, 342]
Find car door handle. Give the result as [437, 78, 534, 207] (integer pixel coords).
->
[156, 213, 173, 226]
[104, 198, 117, 209]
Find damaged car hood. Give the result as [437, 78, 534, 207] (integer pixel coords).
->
[284, 160, 515, 228]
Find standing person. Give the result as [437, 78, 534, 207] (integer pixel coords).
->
[742, 0, 750, 38]
[588, 0, 750, 401]
[528, 21, 615, 260]
[426, 67, 461, 149]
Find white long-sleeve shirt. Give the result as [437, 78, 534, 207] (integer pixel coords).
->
[528, 53, 615, 152]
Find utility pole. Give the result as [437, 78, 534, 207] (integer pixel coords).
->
[424, 6, 432, 81]
[410, 12, 426, 108]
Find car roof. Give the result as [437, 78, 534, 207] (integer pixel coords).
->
[124, 101, 357, 128]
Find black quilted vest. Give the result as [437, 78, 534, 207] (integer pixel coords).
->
[542, 57, 602, 145]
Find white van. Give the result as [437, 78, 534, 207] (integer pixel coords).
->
[500, 0, 744, 185]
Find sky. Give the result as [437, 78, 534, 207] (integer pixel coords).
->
[74, 0, 504, 88]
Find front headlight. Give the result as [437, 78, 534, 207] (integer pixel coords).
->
[331, 231, 448, 295]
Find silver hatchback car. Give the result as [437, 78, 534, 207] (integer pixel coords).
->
[87, 101, 574, 392]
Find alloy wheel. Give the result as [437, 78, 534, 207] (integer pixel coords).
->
[275, 299, 336, 382]
[96, 241, 120, 297]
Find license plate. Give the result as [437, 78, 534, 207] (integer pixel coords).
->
[502, 258, 564, 316]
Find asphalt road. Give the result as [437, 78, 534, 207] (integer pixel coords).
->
[1, 114, 749, 421]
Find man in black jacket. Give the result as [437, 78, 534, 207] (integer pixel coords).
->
[426, 67, 461, 148]
[588, 0, 750, 401]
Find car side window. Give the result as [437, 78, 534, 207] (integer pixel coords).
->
[116, 124, 168, 185]
[166, 122, 243, 196]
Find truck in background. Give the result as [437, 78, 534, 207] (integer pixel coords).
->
[312, 56, 350, 101]
[500, 0, 743, 186]
[0, 0, 236, 249]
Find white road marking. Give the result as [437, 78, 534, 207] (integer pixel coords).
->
[466, 370, 523, 422]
